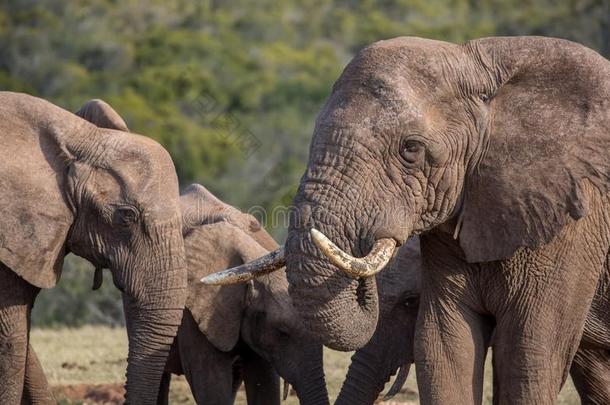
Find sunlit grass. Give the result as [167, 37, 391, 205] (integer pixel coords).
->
[31, 326, 580, 404]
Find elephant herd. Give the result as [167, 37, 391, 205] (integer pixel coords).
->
[1, 35, 610, 405]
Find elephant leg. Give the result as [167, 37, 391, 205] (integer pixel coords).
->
[415, 236, 493, 405]
[21, 344, 55, 405]
[242, 350, 280, 405]
[491, 255, 606, 404]
[0, 264, 39, 404]
[493, 293, 597, 404]
[570, 348, 610, 405]
[177, 311, 235, 405]
[415, 295, 492, 404]
[231, 358, 244, 402]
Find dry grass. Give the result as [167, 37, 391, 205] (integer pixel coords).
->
[31, 326, 579, 404]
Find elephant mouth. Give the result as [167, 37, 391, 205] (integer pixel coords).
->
[200, 228, 395, 352]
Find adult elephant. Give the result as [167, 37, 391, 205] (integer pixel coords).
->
[0, 93, 187, 404]
[336, 237, 610, 405]
[206, 37, 610, 404]
[159, 184, 328, 405]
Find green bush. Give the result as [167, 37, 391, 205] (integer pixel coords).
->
[3, 0, 606, 326]
[32, 256, 124, 327]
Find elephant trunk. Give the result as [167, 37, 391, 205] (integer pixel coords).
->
[122, 290, 185, 404]
[336, 347, 402, 405]
[336, 300, 416, 405]
[292, 358, 329, 405]
[121, 230, 187, 404]
[286, 199, 379, 351]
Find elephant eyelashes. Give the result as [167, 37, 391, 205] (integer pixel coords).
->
[399, 139, 424, 163]
[113, 206, 140, 227]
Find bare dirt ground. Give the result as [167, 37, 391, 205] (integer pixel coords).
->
[52, 383, 418, 404]
[32, 326, 578, 405]
[53, 383, 125, 404]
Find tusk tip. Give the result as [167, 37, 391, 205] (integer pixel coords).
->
[282, 379, 290, 401]
[310, 227, 323, 241]
[310, 227, 332, 251]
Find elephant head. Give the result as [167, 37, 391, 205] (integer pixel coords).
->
[206, 36, 610, 350]
[0, 93, 188, 403]
[182, 184, 329, 405]
[336, 237, 421, 404]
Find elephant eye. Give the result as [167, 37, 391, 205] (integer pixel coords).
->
[114, 206, 139, 227]
[399, 139, 424, 162]
[403, 296, 420, 308]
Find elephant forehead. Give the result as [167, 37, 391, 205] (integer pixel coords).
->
[342, 37, 457, 91]
[98, 130, 181, 210]
[324, 47, 451, 134]
[318, 85, 429, 141]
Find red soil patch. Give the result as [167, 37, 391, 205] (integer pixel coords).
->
[53, 383, 125, 404]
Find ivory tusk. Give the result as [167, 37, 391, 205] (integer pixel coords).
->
[310, 228, 396, 278]
[282, 379, 290, 401]
[383, 364, 411, 400]
[201, 247, 286, 285]
[92, 267, 104, 291]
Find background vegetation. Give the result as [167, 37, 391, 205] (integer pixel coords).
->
[1, 0, 608, 325]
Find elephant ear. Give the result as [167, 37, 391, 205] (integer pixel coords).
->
[75, 99, 129, 131]
[184, 221, 269, 351]
[459, 37, 610, 263]
[0, 93, 85, 288]
[180, 183, 232, 231]
[181, 183, 278, 251]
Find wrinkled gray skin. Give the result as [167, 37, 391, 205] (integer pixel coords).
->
[159, 184, 328, 405]
[285, 36, 610, 404]
[337, 237, 610, 405]
[564, 260, 610, 405]
[335, 237, 421, 405]
[0, 93, 187, 404]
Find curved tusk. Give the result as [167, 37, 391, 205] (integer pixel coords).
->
[282, 379, 290, 401]
[201, 247, 286, 285]
[383, 364, 411, 400]
[92, 266, 104, 291]
[310, 228, 396, 278]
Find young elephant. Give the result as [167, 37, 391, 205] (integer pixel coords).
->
[336, 237, 610, 405]
[159, 184, 329, 405]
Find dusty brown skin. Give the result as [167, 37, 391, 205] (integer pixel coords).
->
[335, 237, 421, 405]
[337, 237, 610, 405]
[569, 258, 610, 405]
[0, 94, 187, 404]
[282, 36, 610, 404]
[159, 184, 328, 405]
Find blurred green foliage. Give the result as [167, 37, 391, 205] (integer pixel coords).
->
[32, 255, 124, 327]
[1, 0, 607, 326]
